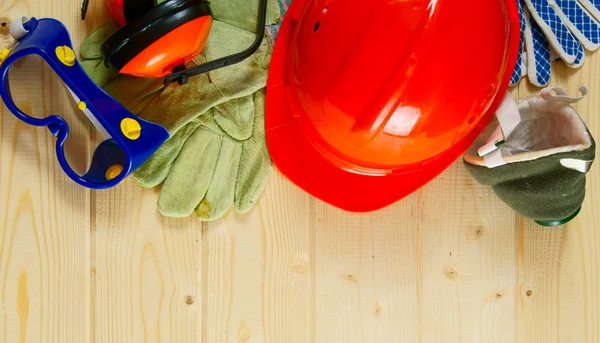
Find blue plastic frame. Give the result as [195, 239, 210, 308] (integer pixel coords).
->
[0, 17, 170, 189]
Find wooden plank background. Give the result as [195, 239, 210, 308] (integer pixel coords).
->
[0, 1, 598, 342]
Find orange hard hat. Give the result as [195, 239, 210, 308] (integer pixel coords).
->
[265, 0, 520, 212]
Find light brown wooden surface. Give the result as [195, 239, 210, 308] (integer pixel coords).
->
[0, 1, 599, 342]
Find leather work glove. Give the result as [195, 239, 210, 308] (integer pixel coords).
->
[80, 0, 280, 220]
[511, 0, 600, 87]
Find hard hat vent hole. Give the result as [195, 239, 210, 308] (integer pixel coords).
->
[314, 21, 320, 32]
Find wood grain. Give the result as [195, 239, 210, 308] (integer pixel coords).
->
[0, 1, 91, 343]
[93, 183, 203, 343]
[203, 172, 312, 343]
[312, 198, 419, 343]
[517, 57, 600, 343]
[417, 161, 518, 343]
[0, 1, 599, 342]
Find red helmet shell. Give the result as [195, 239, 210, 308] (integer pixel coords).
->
[266, 0, 520, 212]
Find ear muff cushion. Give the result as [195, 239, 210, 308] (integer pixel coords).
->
[102, 0, 212, 72]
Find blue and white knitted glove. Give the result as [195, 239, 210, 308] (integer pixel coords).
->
[511, 0, 553, 87]
[511, 0, 600, 87]
[266, 0, 291, 45]
[580, 0, 600, 20]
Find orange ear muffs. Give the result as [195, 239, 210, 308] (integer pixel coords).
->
[103, 0, 157, 25]
[98, 0, 268, 86]
[101, 0, 213, 78]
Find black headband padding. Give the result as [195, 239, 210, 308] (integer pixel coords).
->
[123, 0, 157, 22]
[102, 0, 212, 72]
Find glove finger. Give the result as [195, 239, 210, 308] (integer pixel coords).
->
[234, 136, 272, 213]
[203, 21, 272, 94]
[525, 9, 552, 87]
[133, 118, 204, 187]
[104, 75, 164, 114]
[234, 89, 272, 213]
[525, 0, 585, 64]
[579, 0, 600, 22]
[210, 0, 280, 33]
[138, 74, 222, 133]
[80, 21, 120, 60]
[555, 0, 600, 51]
[563, 50, 585, 68]
[79, 21, 121, 87]
[510, 0, 528, 87]
[213, 94, 255, 141]
[158, 127, 222, 218]
[510, 51, 528, 87]
[195, 138, 243, 221]
[81, 59, 119, 88]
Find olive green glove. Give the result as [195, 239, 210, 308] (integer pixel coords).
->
[136, 89, 271, 219]
[80, 1, 279, 220]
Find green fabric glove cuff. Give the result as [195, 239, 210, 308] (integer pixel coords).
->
[464, 141, 595, 226]
[464, 87, 596, 226]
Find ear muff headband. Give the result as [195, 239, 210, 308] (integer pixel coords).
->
[123, 0, 157, 22]
[101, 0, 211, 72]
[164, 0, 268, 85]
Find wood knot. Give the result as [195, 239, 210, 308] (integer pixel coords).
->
[526, 290, 533, 297]
[344, 273, 358, 284]
[237, 320, 250, 342]
[374, 302, 382, 316]
[443, 266, 458, 281]
[0, 18, 10, 35]
[291, 263, 309, 275]
[291, 254, 310, 275]
[184, 296, 194, 305]
[467, 225, 485, 241]
[486, 291, 505, 302]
